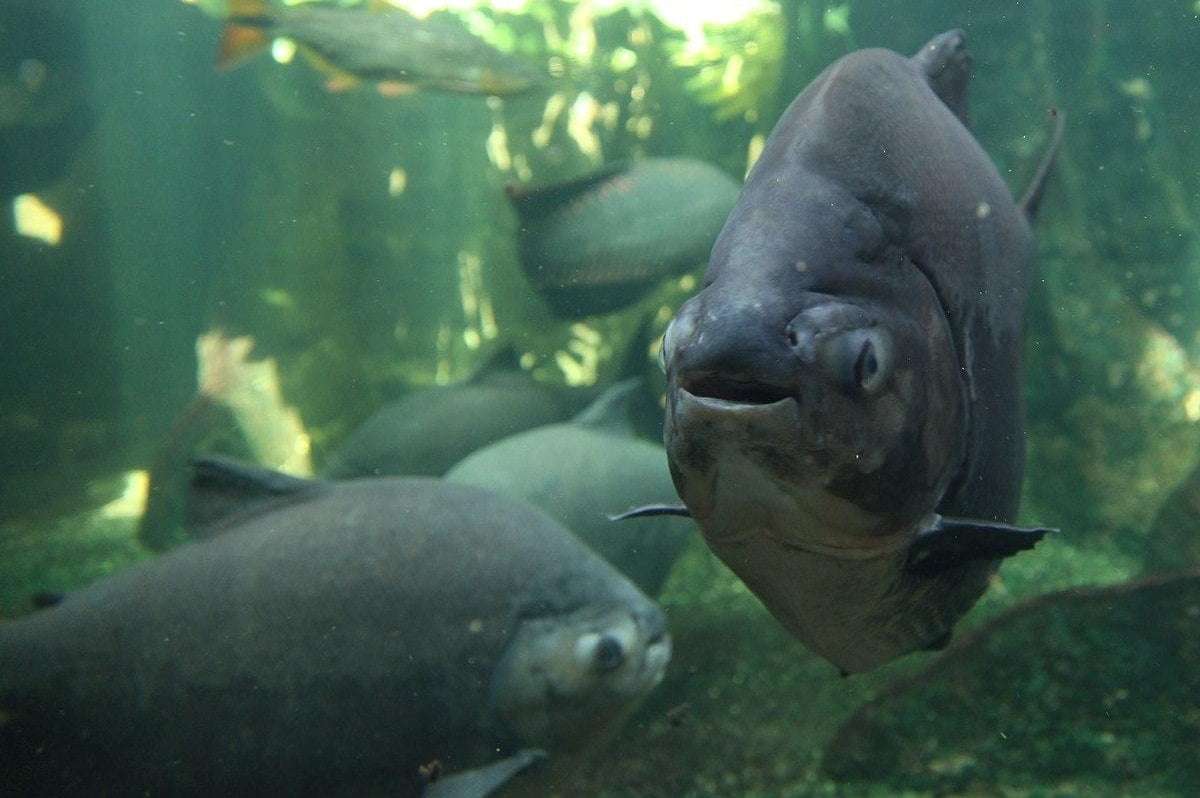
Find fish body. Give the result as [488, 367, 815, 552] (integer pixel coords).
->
[447, 380, 693, 596]
[0, 458, 670, 796]
[323, 366, 601, 478]
[507, 158, 741, 318]
[219, 0, 544, 97]
[658, 31, 1057, 673]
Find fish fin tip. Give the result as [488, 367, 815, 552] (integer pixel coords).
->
[504, 162, 630, 219]
[905, 515, 1055, 576]
[1018, 106, 1065, 222]
[572, 378, 641, 433]
[186, 455, 318, 538]
[217, 23, 269, 70]
[609, 502, 692, 521]
[422, 748, 547, 798]
[912, 29, 972, 126]
[226, 0, 272, 18]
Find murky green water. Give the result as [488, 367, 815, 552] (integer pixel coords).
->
[3, 1, 1199, 795]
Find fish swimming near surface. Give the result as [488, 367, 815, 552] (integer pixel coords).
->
[0, 457, 671, 796]
[635, 31, 1061, 674]
[507, 158, 742, 318]
[215, 0, 545, 97]
[447, 379, 693, 596]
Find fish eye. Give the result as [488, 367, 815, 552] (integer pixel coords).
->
[827, 328, 892, 396]
[591, 634, 626, 673]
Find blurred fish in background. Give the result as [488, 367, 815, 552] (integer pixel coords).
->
[204, 0, 547, 97]
[321, 348, 602, 479]
[506, 158, 741, 319]
[447, 379, 694, 597]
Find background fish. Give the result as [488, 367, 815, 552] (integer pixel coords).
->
[446, 379, 694, 597]
[0, 457, 670, 796]
[321, 355, 601, 478]
[216, 0, 545, 97]
[506, 158, 741, 318]
[656, 31, 1057, 673]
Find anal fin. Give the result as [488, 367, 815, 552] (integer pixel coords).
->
[423, 749, 547, 798]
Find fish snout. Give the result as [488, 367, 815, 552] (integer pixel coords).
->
[664, 293, 799, 405]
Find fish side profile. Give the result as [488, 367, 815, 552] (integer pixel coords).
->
[447, 379, 693, 596]
[507, 158, 741, 318]
[0, 458, 670, 796]
[216, 0, 545, 97]
[652, 31, 1060, 674]
[322, 351, 602, 479]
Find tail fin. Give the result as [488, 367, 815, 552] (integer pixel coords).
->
[1018, 107, 1065, 222]
[217, 0, 274, 70]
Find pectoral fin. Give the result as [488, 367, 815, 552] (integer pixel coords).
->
[905, 515, 1055, 576]
[608, 502, 692, 521]
[422, 749, 547, 798]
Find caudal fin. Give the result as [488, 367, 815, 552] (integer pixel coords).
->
[1018, 107, 1065, 222]
[217, 0, 274, 70]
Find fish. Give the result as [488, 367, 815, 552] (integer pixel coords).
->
[322, 351, 602, 479]
[0, 457, 671, 796]
[447, 379, 693, 596]
[649, 30, 1061, 674]
[215, 0, 545, 97]
[506, 158, 742, 318]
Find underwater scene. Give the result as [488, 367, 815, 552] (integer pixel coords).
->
[2, 0, 1200, 795]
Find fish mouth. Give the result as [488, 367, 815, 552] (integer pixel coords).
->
[679, 372, 796, 407]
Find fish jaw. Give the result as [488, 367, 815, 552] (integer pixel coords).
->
[705, 527, 995, 674]
[665, 387, 899, 551]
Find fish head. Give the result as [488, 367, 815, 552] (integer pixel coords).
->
[660, 181, 968, 552]
[489, 579, 670, 748]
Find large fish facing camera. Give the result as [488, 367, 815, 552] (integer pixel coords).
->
[648, 31, 1060, 674]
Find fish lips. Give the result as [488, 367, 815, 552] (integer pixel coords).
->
[665, 380, 814, 482]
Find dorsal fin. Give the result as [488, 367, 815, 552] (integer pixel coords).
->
[912, 29, 972, 127]
[467, 343, 523, 384]
[186, 455, 320, 539]
[572, 378, 643, 434]
[504, 162, 629, 223]
[1018, 107, 1065, 222]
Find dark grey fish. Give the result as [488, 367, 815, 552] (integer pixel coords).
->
[0, 457, 670, 796]
[446, 379, 693, 596]
[654, 31, 1059, 673]
[506, 158, 741, 318]
[217, 0, 545, 97]
[322, 352, 602, 478]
